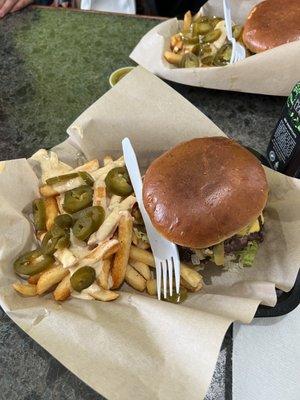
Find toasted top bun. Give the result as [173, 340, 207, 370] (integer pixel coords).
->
[243, 0, 300, 53]
[143, 137, 268, 249]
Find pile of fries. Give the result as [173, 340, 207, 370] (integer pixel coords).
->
[12, 149, 203, 303]
[164, 10, 245, 68]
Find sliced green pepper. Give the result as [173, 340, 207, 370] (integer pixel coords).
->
[72, 216, 94, 241]
[54, 214, 73, 229]
[192, 21, 213, 36]
[164, 287, 188, 304]
[202, 29, 221, 43]
[72, 206, 105, 241]
[70, 266, 96, 292]
[46, 171, 94, 187]
[73, 206, 105, 229]
[105, 167, 133, 196]
[180, 53, 199, 68]
[32, 199, 46, 231]
[214, 43, 232, 66]
[192, 15, 209, 23]
[14, 249, 54, 276]
[78, 171, 94, 186]
[63, 185, 93, 213]
[201, 55, 215, 66]
[41, 227, 70, 255]
[233, 24, 243, 40]
[41, 225, 70, 255]
[210, 17, 223, 28]
[182, 34, 199, 45]
[46, 172, 79, 186]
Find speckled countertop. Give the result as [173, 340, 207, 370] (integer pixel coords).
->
[0, 7, 286, 400]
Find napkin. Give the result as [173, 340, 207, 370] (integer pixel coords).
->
[233, 305, 300, 400]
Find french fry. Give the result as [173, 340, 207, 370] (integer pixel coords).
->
[88, 209, 120, 244]
[173, 40, 183, 53]
[129, 245, 203, 290]
[77, 239, 119, 268]
[74, 159, 99, 173]
[110, 195, 122, 206]
[93, 182, 107, 210]
[117, 195, 136, 212]
[103, 241, 120, 260]
[40, 184, 58, 197]
[97, 258, 112, 290]
[28, 272, 43, 285]
[129, 245, 155, 267]
[109, 194, 122, 210]
[146, 279, 157, 296]
[129, 260, 151, 281]
[170, 33, 181, 50]
[180, 265, 203, 289]
[125, 264, 146, 292]
[40, 176, 84, 197]
[89, 196, 136, 245]
[36, 266, 69, 295]
[164, 51, 183, 66]
[41, 161, 99, 198]
[28, 264, 56, 284]
[45, 197, 59, 231]
[192, 8, 203, 22]
[111, 212, 133, 289]
[90, 288, 119, 302]
[103, 155, 113, 166]
[180, 277, 203, 292]
[183, 10, 192, 32]
[12, 282, 37, 297]
[53, 274, 71, 301]
[91, 156, 125, 181]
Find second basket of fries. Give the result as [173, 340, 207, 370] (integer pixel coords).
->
[130, 0, 300, 95]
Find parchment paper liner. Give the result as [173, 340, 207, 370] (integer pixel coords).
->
[0, 67, 299, 400]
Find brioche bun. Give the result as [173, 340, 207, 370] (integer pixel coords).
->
[143, 137, 268, 248]
[243, 0, 300, 53]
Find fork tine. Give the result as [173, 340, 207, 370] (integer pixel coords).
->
[162, 261, 167, 299]
[167, 258, 173, 297]
[173, 256, 180, 294]
[156, 258, 162, 300]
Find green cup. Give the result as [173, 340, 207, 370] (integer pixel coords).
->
[109, 67, 135, 87]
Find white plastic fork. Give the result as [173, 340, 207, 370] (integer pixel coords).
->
[122, 138, 180, 300]
[223, 0, 246, 64]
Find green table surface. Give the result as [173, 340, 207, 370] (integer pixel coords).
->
[0, 7, 159, 159]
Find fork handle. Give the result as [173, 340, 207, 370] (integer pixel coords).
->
[122, 138, 153, 230]
[223, 0, 233, 40]
[122, 137, 143, 200]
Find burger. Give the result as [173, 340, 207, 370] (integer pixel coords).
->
[243, 0, 300, 53]
[142, 137, 268, 269]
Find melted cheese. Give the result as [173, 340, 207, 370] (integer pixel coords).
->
[237, 217, 261, 237]
[31, 149, 73, 183]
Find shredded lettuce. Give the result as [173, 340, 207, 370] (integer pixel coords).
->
[133, 227, 149, 244]
[238, 241, 259, 267]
